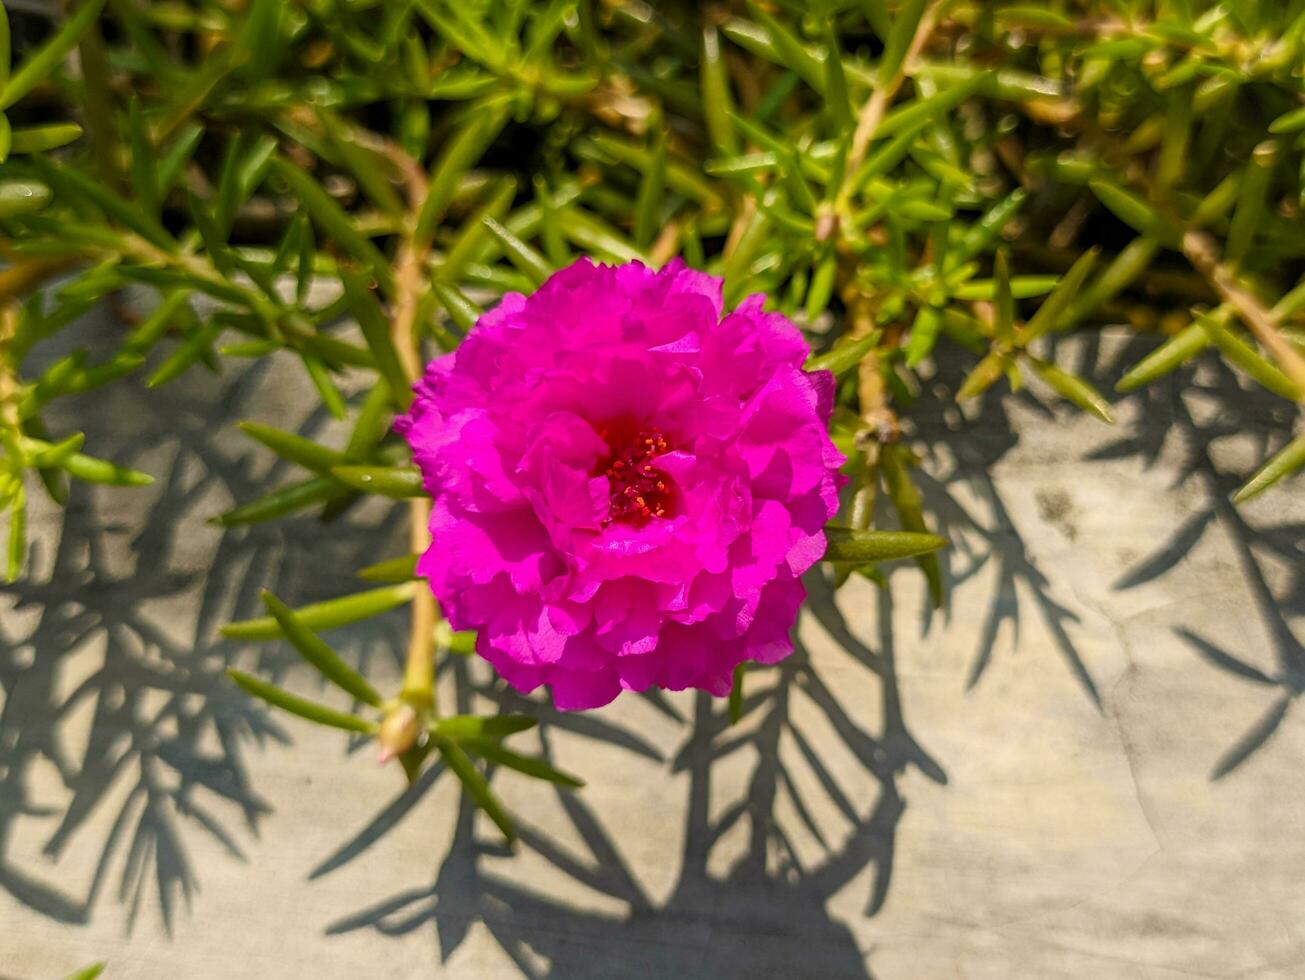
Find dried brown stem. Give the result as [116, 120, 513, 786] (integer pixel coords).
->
[0, 304, 20, 433]
[0, 257, 79, 302]
[1181, 230, 1305, 401]
[649, 221, 682, 266]
[846, 3, 940, 180]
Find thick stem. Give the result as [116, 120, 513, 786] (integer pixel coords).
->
[400, 497, 435, 707]
[391, 245, 424, 380]
[392, 240, 439, 711]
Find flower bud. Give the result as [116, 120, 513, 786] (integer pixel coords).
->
[376, 704, 422, 763]
[814, 210, 840, 243]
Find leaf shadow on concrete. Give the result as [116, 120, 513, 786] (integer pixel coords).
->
[321, 578, 945, 980]
[908, 346, 1104, 711]
[1089, 333, 1305, 780]
[1, 313, 949, 977]
[0, 329, 405, 934]
[21, 320, 1298, 971]
[186, 331, 1300, 975]
[910, 331, 1303, 780]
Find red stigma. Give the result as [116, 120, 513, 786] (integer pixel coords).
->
[595, 422, 673, 525]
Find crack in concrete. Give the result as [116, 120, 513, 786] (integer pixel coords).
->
[1019, 486, 1168, 857]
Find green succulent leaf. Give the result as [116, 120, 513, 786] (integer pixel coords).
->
[0, 0, 109, 110]
[823, 526, 948, 564]
[222, 584, 416, 641]
[228, 670, 376, 734]
[260, 591, 383, 707]
[331, 465, 423, 498]
[461, 737, 585, 789]
[1233, 433, 1305, 503]
[435, 737, 517, 843]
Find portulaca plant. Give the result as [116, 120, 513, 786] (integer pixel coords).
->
[1, 0, 1301, 861]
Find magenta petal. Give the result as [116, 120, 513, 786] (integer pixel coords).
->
[398, 259, 842, 711]
[550, 666, 623, 710]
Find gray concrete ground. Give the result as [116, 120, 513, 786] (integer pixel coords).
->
[1, 317, 1303, 979]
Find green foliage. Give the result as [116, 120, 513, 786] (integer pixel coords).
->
[4, 0, 1305, 833]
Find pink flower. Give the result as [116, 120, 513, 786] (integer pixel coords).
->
[397, 259, 844, 710]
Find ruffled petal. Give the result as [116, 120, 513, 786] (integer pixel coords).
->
[397, 259, 842, 710]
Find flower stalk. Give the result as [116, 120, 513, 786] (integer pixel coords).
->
[393, 222, 438, 720]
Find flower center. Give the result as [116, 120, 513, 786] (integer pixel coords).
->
[595, 423, 673, 526]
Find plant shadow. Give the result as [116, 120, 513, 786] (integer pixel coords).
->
[907, 330, 1301, 782]
[908, 342, 1104, 710]
[10, 312, 1297, 974]
[0, 304, 406, 933]
[1089, 333, 1305, 780]
[322, 573, 944, 979]
[283, 343, 1150, 979]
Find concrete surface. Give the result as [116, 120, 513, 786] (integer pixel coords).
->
[1, 316, 1303, 979]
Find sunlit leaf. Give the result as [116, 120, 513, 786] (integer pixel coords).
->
[261, 591, 382, 707]
[358, 554, 420, 583]
[823, 526, 947, 564]
[228, 670, 376, 735]
[331, 465, 422, 498]
[1116, 323, 1209, 392]
[0, 0, 109, 109]
[461, 737, 584, 789]
[340, 266, 412, 405]
[222, 584, 416, 641]
[1233, 432, 1305, 503]
[432, 715, 537, 741]
[238, 423, 347, 475]
[435, 737, 516, 842]
[1027, 356, 1114, 423]
[215, 475, 340, 526]
[482, 216, 552, 285]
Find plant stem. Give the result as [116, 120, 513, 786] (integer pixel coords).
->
[845, 2, 940, 186]
[400, 497, 435, 706]
[0, 303, 19, 432]
[1181, 229, 1305, 401]
[70, 3, 118, 187]
[392, 236, 439, 711]
[0, 257, 78, 302]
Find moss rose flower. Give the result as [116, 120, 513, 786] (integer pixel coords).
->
[397, 259, 844, 709]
